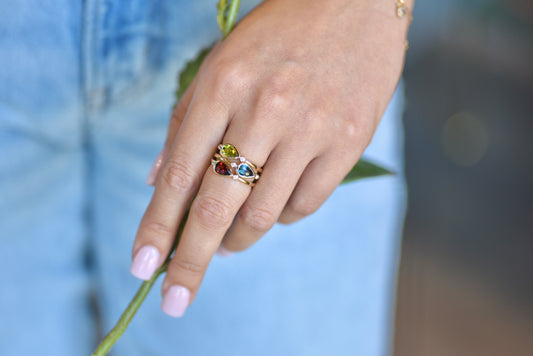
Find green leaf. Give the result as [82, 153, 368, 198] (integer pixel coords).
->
[341, 158, 394, 184]
[174, 46, 212, 103]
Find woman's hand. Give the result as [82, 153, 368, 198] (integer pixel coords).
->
[130, 0, 412, 317]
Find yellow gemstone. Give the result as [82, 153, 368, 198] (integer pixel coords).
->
[221, 144, 238, 157]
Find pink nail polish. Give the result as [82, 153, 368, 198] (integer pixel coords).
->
[146, 148, 168, 186]
[216, 245, 234, 257]
[161, 285, 191, 318]
[130, 245, 160, 280]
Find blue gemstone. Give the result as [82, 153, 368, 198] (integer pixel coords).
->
[237, 164, 254, 178]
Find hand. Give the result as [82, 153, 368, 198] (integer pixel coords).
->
[130, 0, 411, 317]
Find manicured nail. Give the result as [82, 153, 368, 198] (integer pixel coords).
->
[146, 148, 168, 186]
[216, 245, 234, 257]
[130, 245, 160, 280]
[161, 285, 191, 318]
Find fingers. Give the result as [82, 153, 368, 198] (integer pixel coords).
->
[278, 154, 355, 225]
[159, 172, 247, 317]
[220, 144, 310, 252]
[145, 75, 198, 187]
[130, 81, 231, 281]
[160, 131, 273, 317]
[146, 45, 218, 186]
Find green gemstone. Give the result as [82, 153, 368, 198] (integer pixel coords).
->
[221, 144, 238, 158]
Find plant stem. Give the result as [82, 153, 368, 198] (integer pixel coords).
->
[92, 211, 188, 356]
[223, 0, 241, 38]
[91, 262, 168, 356]
[90, 7, 243, 356]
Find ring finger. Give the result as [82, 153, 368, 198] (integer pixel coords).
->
[160, 124, 277, 317]
[220, 141, 313, 252]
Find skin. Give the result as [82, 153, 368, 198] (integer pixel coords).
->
[131, 0, 413, 316]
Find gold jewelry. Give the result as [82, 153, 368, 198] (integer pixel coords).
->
[211, 144, 262, 187]
[395, 0, 412, 50]
[395, 0, 412, 21]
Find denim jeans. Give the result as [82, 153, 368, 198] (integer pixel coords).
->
[0, 1, 406, 355]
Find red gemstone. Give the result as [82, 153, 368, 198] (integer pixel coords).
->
[214, 161, 231, 176]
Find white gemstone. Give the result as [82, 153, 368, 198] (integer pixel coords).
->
[232, 175, 238, 180]
[231, 163, 237, 167]
[397, 6, 407, 18]
[240, 157, 246, 162]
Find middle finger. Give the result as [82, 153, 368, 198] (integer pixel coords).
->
[160, 125, 276, 317]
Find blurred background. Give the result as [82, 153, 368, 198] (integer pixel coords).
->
[394, 1, 533, 355]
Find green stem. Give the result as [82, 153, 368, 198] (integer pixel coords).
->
[222, 0, 241, 38]
[91, 262, 169, 356]
[93, 0, 392, 352]
[92, 211, 188, 356]
[91, 2, 244, 354]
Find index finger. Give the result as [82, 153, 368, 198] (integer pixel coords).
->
[129, 88, 229, 281]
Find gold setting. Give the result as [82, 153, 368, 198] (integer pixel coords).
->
[395, 0, 413, 23]
[395, 0, 412, 50]
[211, 144, 262, 187]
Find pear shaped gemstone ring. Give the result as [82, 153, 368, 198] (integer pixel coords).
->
[211, 144, 262, 187]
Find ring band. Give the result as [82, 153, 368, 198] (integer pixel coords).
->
[211, 144, 262, 187]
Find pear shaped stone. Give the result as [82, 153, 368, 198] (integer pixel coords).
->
[237, 164, 254, 178]
[221, 144, 238, 158]
[214, 161, 232, 176]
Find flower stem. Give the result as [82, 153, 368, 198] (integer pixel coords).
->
[90, 9, 242, 356]
[91, 2, 251, 355]
[92, 211, 188, 356]
[217, 0, 242, 39]
[223, 0, 241, 38]
[91, 262, 169, 356]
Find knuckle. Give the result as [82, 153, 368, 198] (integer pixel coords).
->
[261, 90, 291, 115]
[342, 120, 359, 140]
[257, 79, 293, 115]
[289, 196, 322, 217]
[192, 195, 234, 230]
[162, 159, 197, 193]
[239, 206, 277, 233]
[342, 117, 376, 149]
[143, 220, 175, 236]
[210, 60, 250, 95]
[173, 258, 205, 276]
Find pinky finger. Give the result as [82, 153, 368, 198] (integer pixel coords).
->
[278, 155, 354, 225]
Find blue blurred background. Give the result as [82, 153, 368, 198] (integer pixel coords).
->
[395, 1, 533, 355]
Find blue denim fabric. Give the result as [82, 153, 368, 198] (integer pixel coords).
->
[0, 1, 406, 355]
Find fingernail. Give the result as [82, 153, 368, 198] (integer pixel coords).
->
[216, 245, 234, 257]
[161, 285, 191, 318]
[146, 148, 168, 186]
[130, 245, 160, 280]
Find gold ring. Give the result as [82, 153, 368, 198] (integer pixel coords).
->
[211, 144, 262, 187]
